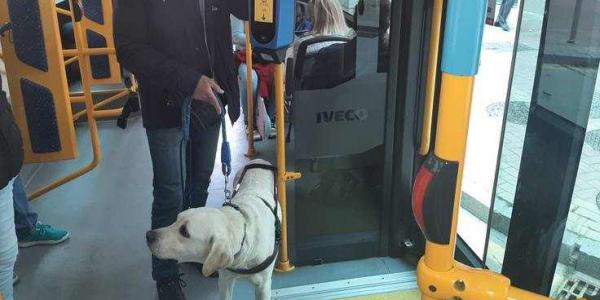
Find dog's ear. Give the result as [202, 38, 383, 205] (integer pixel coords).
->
[202, 236, 234, 277]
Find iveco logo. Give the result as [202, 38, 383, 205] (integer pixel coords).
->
[316, 109, 368, 123]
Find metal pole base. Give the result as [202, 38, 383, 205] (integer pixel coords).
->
[245, 149, 258, 158]
[275, 261, 296, 273]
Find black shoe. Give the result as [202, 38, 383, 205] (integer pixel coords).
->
[157, 274, 187, 300]
[187, 263, 218, 278]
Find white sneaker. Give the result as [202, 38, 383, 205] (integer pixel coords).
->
[253, 130, 262, 141]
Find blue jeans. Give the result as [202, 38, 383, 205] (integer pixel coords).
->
[146, 104, 220, 281]
[497, 0, 517, 25]
[13, 176, 38, 238]
[238, 64, 275, 123]
[0, 179, 18, 300]
[239, 63, 259, 123]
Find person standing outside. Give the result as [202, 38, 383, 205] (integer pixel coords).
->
[495, 0, 517, 31]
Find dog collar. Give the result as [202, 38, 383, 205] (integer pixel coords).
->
[224, 163, 281, 275]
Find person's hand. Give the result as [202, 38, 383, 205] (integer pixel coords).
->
[192, 75, 224, 115]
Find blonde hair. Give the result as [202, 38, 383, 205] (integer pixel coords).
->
[311, 0, 350, 36]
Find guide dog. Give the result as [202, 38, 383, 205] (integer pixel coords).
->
[146, 159, 281, 300]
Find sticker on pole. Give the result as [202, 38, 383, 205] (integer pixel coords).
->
[254, 0, 274, 23]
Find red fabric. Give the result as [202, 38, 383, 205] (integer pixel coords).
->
[235, 50, 275, 100]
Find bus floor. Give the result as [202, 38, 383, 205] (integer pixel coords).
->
[14, 116, 416, 299]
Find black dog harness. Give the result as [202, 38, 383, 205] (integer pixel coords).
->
[222, 163, 281, 275]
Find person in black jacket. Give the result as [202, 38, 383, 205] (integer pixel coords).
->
[113, 1, 247, 299]
[0, 75, 23, 300]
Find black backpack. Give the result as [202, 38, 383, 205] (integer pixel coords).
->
[0, 78, 24, 189]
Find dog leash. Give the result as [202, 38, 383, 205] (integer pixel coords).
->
[196, 0, 232, 201]
[181, 94, 232, 202]
[218, 96, 232, 201]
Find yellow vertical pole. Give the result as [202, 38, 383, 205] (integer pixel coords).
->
[417, 75, 551, 299]
[274, 63, 300, 272]
[418, 0, 484, 278]
[244, 22, 257, 157]
[424, 74, 474, 272]
[418, 0, 444, 156]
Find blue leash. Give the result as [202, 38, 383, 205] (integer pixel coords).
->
[218, 96, 232, 200]
[182, 96, 233, 201]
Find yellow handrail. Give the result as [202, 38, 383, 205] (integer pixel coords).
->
[64, 55, 78, 65]
[64, 47, 115, 57]
[244, 22, 257, 157]
[29, 2, 101, 200]
[274, 63, 301, 272]
[418, 0, 444, 156]
[56, 7, 73, 17]
[72, 89, 128, 121]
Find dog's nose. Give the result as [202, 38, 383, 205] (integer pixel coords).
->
[146, 230, 157, 245]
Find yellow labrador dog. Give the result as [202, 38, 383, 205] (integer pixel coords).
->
[146, 159, 281, 300]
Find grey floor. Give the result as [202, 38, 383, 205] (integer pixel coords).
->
[14, 116, 413, 300]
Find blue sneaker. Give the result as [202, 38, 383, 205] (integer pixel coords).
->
[18, 223, 70, 248]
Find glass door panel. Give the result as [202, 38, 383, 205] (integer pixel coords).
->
[458, 0, 526, 259]
[487, 0, 600, 296]
[483, 0, 546, 272]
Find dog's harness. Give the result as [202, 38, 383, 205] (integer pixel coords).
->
[222, 163, 281, 275]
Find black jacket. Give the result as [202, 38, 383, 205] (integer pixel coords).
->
[114, 0, 248, 129]
[0, 76, 24, 189]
